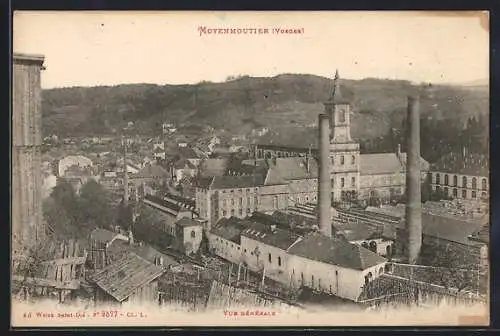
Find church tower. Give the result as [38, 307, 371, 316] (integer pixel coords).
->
[323, 70, 360, 202]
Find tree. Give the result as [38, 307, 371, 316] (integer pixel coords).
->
[79, 179, 115, 231]
[116, 200, 134, 231]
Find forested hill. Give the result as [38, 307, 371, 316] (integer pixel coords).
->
[42, 74, 488, 146]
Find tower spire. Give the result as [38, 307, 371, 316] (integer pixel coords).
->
[330, 69, 342, 101]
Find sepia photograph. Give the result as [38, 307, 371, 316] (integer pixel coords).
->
[11, 11, 489, 327]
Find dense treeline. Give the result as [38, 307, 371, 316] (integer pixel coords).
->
[42, 75, 488, 153]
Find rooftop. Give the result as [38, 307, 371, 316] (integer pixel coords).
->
[90, 252, 166, 302]
[175, 217, 202, 228]
[90, 228, 120, 244]
[431, 151, 488, 176]
[241, 221, 302, 251]
[210, 217, 253, 244]
[132, 164, 169, 179]
[287, 232, 387, 271]
[107, 240, 179, 267]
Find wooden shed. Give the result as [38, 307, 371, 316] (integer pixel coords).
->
[90, 252, 166, 306]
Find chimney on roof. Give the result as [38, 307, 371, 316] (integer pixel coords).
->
[405, 95, 422, 265]
[317, 114, 332, 238]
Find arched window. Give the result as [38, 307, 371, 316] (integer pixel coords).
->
[472, 177, 477, 190]
[341, 178, 345, 188]
[351, 155, 355, 164]
[191, 230, 196, 238]
[369, 241, 377, 253]
[453, 175, 458, 186]
[436, 174, 441, 184]
[386, 245, 392, 256]
[278, 256, 282, 267]
[444, 174, 449, 186]
[379, 267, 383, 275]
[351, 177, 356, 187]
[462, 176, 467, 188]
[340, 155, 345, 165]
[453, 188, 458, 197]
[482, 178, 487, 190]
[472, 191, 477, 199]
[268, 253, 272, 263]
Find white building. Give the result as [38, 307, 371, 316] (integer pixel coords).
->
[58, 155, 93, 177]
[209, 217, 387, 302]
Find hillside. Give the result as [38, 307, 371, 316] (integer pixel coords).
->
[41, 74, 489, 143]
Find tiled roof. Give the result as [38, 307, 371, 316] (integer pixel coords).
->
[431, 152, 488, 176]
[287, 232, 387, 271]
[175, 217, 201, 228]
[359, 153, 403, 175]
[164, 192, 196, 209]
[179, 147, 201, 159]
[107, 240, 179, 267]
[210, 174, 266, 190]
[143, 194, 181, 213]
[90, 252, 165, 302]
[398, 152, 430, 171]
[193, 176, 214, 189]
[174, 158, 197, 170]
[241, 221, 302, 251]
[132, 164, 169, 179]
[365, 205, 488, 246]
[210, 217, 252, 244]
[198, 158, 229, 177]
[90, 228, 119, 244]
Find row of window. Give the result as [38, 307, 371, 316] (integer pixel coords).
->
[435, 186, 487, 199]
[221, 207, 256, 217]
[331, 177, 356, 188]
[332, 155, 356, 166]
[434, 174, 487, 190]
[213, 239, 283, 267]
[222, 197, 258, 208]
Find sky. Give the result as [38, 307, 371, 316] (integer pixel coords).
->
[13, 11, 489, 89]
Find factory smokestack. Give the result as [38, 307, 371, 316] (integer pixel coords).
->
[318, 114, 332, 237]
[405, 95, 422, 264]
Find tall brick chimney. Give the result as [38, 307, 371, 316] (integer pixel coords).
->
[318, 114, 332, 237]
[405, 95, 422, 264]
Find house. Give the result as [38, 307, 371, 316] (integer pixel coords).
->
[208, 217, 253, 264]
[88, 228, 130, 270]
[58, 155, 93, 177]
[106, 239, 179, 269]
[170, 217, 205, 256]
[172, 159, 198, 182]
[142, 194, 197, 237]
[90, 252, 166, 307]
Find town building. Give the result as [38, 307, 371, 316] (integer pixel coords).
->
[429, 151, 488, 201]
[90, 252, 166, 307]
[88, 228, 130, 270]
[252, 71, 429, 203]
[142, 194, 198, 236]
[208, 216, 387, 302]
[194, 173, 289, 231]
[12, 53, 46, 252]
[58, 155, 93, 177]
